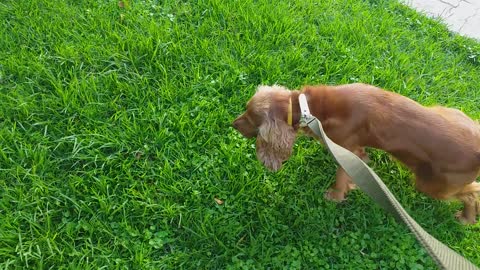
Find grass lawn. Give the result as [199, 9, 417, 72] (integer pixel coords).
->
[1, 0, 480, 268]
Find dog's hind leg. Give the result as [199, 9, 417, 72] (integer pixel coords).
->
[415, 170, 480, 224]
[454, 182, 480, 224]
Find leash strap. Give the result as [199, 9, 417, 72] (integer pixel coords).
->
[298, 94, 478, 270]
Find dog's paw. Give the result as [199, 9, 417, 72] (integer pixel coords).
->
[347, 183, 357, 191]
[324, 189, 346, 202]
[455, 211, 477, 225]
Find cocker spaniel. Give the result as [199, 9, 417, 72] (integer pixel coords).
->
[232, 83, 480, 224]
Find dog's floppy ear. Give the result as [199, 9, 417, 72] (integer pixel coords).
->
[256, 113, 296, 171]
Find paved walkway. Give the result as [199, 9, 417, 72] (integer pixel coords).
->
[403, 0, 480, 40]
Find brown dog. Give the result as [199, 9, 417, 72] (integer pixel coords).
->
[232, 83, 480, 224]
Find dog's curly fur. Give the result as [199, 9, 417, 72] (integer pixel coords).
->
[233, 83, 480, 224]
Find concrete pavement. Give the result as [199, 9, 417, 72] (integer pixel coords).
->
[403, 0, 480, 40]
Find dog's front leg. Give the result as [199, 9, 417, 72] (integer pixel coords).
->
[324, 147, 368, 202]
[324, 167, 355, 202]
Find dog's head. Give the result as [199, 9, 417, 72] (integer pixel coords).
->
[232, 85, 297, 171]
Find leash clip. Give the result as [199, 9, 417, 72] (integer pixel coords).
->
[299, 94, 314, 127]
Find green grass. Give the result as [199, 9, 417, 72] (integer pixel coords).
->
[1, 0, 480, 268]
